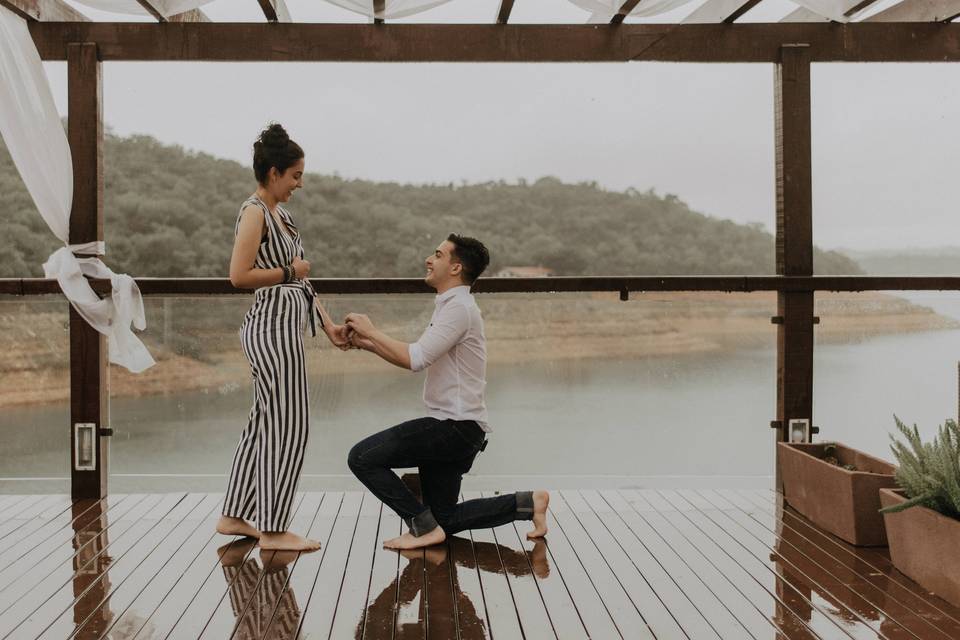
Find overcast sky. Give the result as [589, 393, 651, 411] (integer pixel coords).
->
[35, 0, 960, 252]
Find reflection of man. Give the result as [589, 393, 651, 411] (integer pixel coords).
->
[345, 235, 549, 550]
[356, 537, 550, 640]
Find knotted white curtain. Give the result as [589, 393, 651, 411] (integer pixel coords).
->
[0, 5, 155, 372]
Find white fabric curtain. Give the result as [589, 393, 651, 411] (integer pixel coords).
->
[0, 6, 155, 373]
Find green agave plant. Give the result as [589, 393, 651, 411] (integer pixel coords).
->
[880, 415, 960, 518]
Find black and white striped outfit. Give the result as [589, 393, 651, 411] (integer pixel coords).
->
[223, 196, 319, 532]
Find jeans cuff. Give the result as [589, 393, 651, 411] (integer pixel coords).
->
[516, 491, 535, 520]
[409, 508, 440, 537]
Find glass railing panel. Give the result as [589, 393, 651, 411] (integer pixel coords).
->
[813, 290, 960, 463]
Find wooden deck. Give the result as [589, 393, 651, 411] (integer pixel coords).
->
[1, 489, 959, 639]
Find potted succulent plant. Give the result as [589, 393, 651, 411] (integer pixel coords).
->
[880, 416, 960, 608]
[778, 440, 897, 546]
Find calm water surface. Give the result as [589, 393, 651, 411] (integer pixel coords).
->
[3, 294, 958, 492]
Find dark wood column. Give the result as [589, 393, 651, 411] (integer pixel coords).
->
[67, 42, 108, 500]
[774, 44, 814, 470]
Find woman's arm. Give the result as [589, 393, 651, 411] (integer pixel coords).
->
[315, 299, 352, 350]
[229, 206, 284, 289]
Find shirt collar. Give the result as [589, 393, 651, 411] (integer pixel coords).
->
[435, 285, 470, 306]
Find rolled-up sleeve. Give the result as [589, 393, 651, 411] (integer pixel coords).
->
[408, 302, 470, 372]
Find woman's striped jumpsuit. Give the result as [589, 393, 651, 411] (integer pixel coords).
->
[222, 196, 320, 532]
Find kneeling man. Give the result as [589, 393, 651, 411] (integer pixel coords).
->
[345, 234, 549, 550]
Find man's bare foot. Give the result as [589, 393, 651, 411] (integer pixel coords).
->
[383, 526, 446, 550]
[218, 538, 257, 567]
[216, 515, 261, 539]
[259, 531, 322, 552]
[527, 490, 550, 539]
[399, 545, 448, 566]
[529, 539, 550, 579]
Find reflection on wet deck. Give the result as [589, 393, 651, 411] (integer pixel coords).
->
[0, 489, 959, 639]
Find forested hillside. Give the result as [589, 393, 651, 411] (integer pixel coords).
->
[0, 132, 861, 277]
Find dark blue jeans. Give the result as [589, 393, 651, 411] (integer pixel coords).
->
[348, 417, 534, 537]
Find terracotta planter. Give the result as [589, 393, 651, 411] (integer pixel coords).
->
[778, 442, 897, 546]
[880, 488, 960, 608]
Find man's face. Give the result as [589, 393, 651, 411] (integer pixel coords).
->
[424, 240, 462, 288]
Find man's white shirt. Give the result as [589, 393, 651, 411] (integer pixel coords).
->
[408, 285, 490, 432]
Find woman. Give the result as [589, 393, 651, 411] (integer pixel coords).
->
[217, 123, 348, 551]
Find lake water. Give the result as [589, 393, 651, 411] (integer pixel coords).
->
[2, 292, 958, 493]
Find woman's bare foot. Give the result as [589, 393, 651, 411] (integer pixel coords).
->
[527, 491, 550, 539]
[383, 526, 446, 550]
[260, 548, 300, 571]
[259, 531, 322, 552]
[218, 538, 257, 567]
[216, 515, 261, 539]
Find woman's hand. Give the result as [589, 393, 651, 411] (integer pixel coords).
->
[291, 256, 311, 280]
[325, 323, 352, 350]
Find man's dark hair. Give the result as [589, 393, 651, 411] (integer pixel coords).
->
[447, 234, 490, 285]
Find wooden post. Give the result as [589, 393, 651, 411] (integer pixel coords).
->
[774, 44, 814, 486]
[68, 42, 108, 500]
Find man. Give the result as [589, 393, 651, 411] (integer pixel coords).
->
[345, 234, 549, 550]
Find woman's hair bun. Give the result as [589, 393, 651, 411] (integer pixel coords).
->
[252, 122, 303, 185]
[258, 123, 290, 149]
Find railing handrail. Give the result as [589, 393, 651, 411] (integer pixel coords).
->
[3, 275, 960, 297]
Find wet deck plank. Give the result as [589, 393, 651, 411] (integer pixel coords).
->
[463, 491, 525, 640]
[2, 489, 959, 640]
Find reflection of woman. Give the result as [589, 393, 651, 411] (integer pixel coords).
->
[217, 124, 349, 551]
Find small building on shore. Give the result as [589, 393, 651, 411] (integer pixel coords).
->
[494, 266, 555, 278]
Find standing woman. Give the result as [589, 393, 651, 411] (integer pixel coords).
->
[218, 123, 347, 551]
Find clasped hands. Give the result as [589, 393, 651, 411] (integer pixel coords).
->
[322, 312, 378, 352]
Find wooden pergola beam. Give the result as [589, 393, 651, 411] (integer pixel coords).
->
[67, 42, 108, 501]
[0, 0, 87, 21]
[774, 44, 814, 460]
[26, 23, 960, 63]
[611, 0, 642, 24]
[496, 0, 515, 24]
[257, 0, 291, 22]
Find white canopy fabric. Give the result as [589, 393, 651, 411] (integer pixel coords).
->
[71, 0, 216, 17]
[571, 0, 699, 20]
[0, 5, 155, 373]
[324, 0, 453, 19]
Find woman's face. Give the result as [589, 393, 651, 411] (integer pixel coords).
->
[270, 157, 304, 203]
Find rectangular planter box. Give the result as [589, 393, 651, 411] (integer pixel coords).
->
[880, 488, 960, 609]
[778, 442, 897, 546]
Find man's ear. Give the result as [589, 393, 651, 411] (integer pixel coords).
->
[450, 262, 463, 278]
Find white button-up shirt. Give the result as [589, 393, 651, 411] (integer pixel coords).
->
[408, 285, 490, 432]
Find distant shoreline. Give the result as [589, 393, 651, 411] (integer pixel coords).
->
[2, 291, 957, 409]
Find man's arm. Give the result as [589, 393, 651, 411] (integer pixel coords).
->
[346, 303, 469, 372]
[348, 321, 412, 369]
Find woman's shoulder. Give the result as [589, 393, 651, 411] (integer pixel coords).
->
[239, 196, 267, 216]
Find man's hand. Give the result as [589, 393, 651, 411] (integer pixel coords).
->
[350, 332, 377, 352]
[345, 313, 376, 338]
